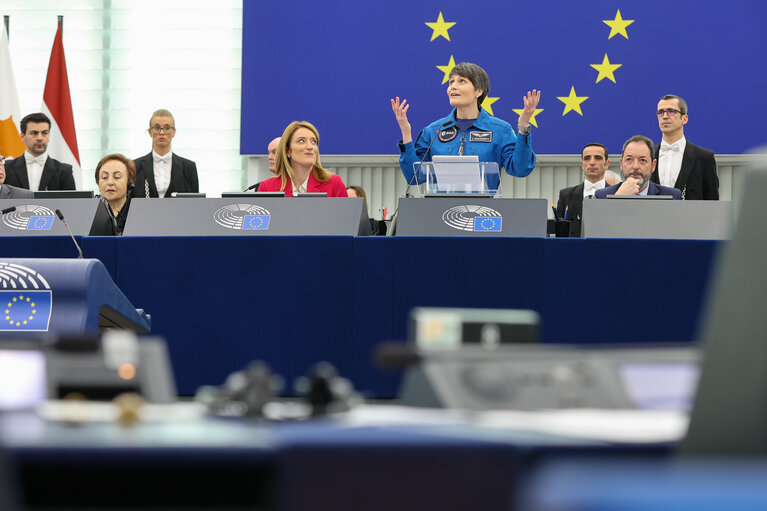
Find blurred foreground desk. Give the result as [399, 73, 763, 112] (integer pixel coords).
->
[2, 404, 677, 510]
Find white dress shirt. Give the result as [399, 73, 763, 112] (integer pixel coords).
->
[292, 176, 309, 196]
[658, 136, 686, 188]
[583, 178, 605, 198]
[24, 151, 48, 192]
[152, 150, 172, 198]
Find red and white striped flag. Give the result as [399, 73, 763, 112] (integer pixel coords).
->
[41, 21, 81, 188]
[0, 22, 24, 159]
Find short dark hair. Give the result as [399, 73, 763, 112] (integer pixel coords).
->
[660, 94, 688, 115]
[449, 62, 490, 110]
[20, 113, 51, 134]
[582, 143, 608, 160]
[621, 135, 655, 160]
[94, 153, 136, 184]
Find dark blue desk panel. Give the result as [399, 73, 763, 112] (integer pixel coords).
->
[351, 237, 398, 396]
[0, 236, 86, 260]
[0, 237, 119, 282]
[116, 236, 357, 395]
[391, 237, 546, 339]
[581, 238, 720, 344]
[0, 236, 722, 396]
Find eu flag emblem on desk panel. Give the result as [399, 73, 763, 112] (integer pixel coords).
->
[474, 216, 502, 232]
[26, 216, 54, 230]
[242, 215, 270, 230]
[1, 291, 52, 331]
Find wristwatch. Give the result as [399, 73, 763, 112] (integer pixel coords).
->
[517, 123, 531, 135]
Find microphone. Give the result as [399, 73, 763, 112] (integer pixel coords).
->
[403, 120, 452, 198]
[243, 182, 259, 192]
[1, 206, 16, 215]
[54, 209, 84, 259]
[99, 196, 119, 235]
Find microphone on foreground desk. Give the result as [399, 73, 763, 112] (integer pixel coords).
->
[1, 206, 16, 215]
[55, 209, 84, 259]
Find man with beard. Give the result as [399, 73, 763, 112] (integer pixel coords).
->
[595, 135, 681, 199]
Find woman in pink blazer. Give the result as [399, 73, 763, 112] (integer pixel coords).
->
[257, 121, 348, 197]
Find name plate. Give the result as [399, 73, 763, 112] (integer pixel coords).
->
[0, 199, 99, 236]
[395, 198, 547, 237]
[582, 200, 732, 239]
[123, 197, 369, 236]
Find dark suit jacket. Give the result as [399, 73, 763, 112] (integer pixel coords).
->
[651, 141, 719, 200]
[595, 181, 682, 199]
[0, 183, 34, 199]
[3, 156, 76, 191]
[556, 181, 608, 236]
[132, 152, 199, 198]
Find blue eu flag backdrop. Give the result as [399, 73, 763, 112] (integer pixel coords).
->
[1, 291, 52, 331]
[242, 1, 766, 156]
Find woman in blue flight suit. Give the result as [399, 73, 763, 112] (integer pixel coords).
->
[391, 62, 540, 191]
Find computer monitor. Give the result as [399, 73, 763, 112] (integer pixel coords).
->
[34, 190, 94, 199]
[221, 192, 286, 198]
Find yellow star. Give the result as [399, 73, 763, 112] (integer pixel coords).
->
[425, 12, 456, 42]
[12, 297, 16, 302]
[591, 54, 622, 83]
[19, 295, 24, 300]
[32, 309, 36, 314]
[557, 87, 588, 116]
[437, 55, 456, 84]
[26, 297, 30, 302]
[603, 10, 634, 39]
[512, 108, 544, 128]
[23, 320, 27, 325]
[481, 96, 499, 116]
[31, 303, 35, 307]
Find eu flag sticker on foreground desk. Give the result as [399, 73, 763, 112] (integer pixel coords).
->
[1, 291, 52, 331]
[474, 216, 502, 232]
[242, 215, 270, 230]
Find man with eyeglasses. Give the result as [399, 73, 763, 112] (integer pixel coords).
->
[595, 135, 681, 199]
[651, 94, 718, 200]
[0, 157, 34, 199]
[2, 112, 76, 192]
[132, 109, 199, 198]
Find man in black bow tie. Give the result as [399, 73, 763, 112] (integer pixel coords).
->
[2, 112, 75, 191]
[651, 94, 718, 200]
[132, 109, 199, 198]
[556, 142, 611, 236]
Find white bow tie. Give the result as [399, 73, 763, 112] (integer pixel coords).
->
[584, 182, 601, 194]
[660, 143, 680, 152]
[153, 154, 171, 164]
[25, 155, 45, 165]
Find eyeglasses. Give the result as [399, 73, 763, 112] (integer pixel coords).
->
[150, 125, 175, 133]
[656, 108, 683, 117]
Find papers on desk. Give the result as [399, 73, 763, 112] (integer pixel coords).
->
[339, 405, 688, 444]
